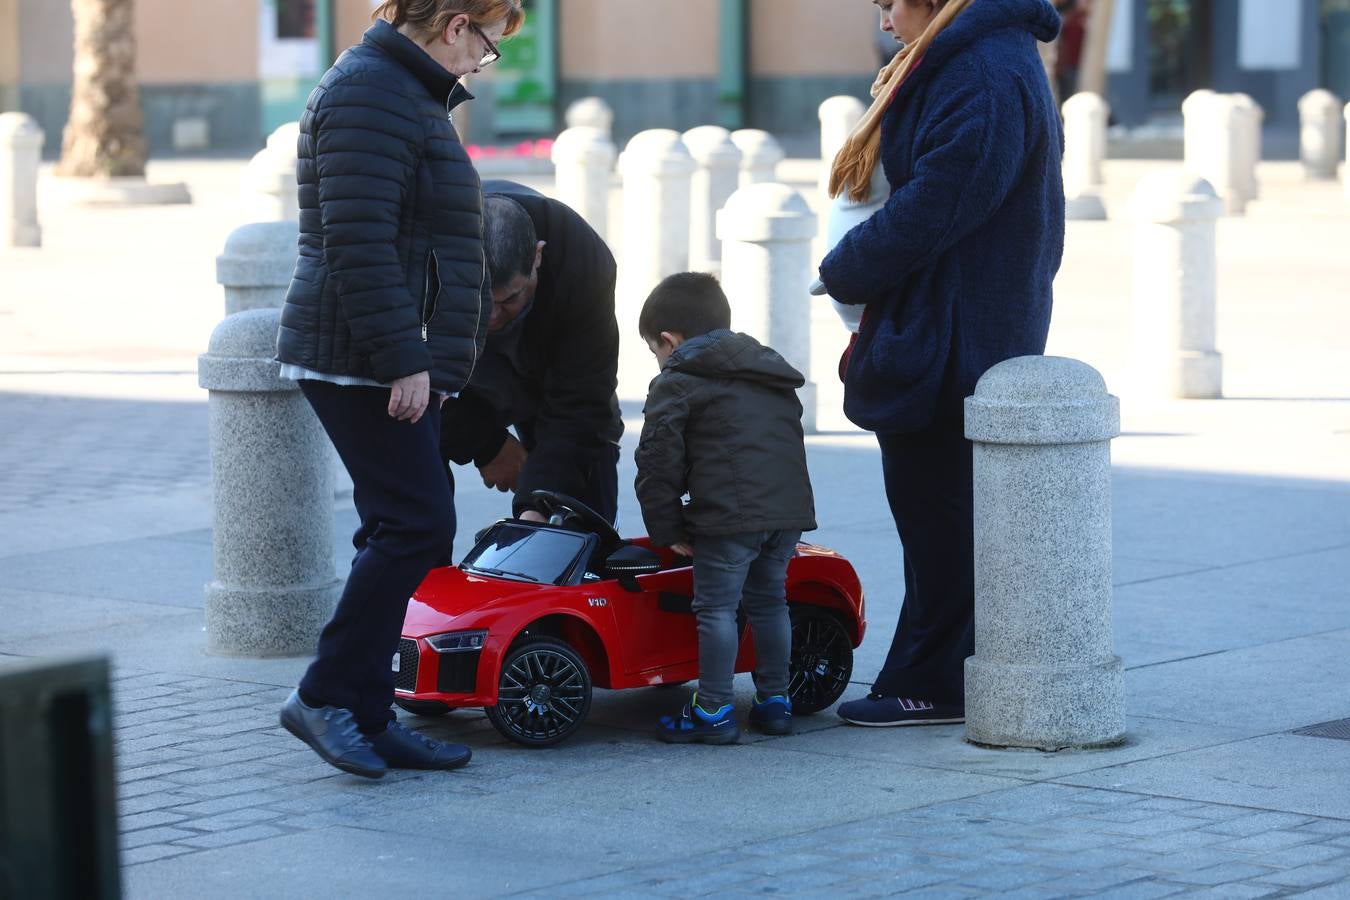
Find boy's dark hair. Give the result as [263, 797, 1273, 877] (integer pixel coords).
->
[483, 195, 538, 288]
[638, 272, 732, 342]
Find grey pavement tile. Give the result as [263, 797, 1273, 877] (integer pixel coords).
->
[1236, 841, 1350, 869]
[1166, 862, 1282, 886]
[1201, 811, 1326, 837]
[171, 775, 289, 800]
[120, 825, 202, 850]
[1089, 881, 1190, 900]
[117, 777, 184, 800]
[173, 823, 290, 849]
[1125, 829, 1233, 854]
[955, 865, 1064, 891]
[186, 808, 286, 833]
[117, 761, 195, 783]
[1054, 733, 1350, 819]
[118, 810, 188, 833]
[1256, 862, 1350, 888]
[0, 537, 210, 607]
[1295, 819, 1350, 836]
[121, 844, 196, 866]
[1215, 829, 1327, 853]
[118, 791, 200, 816]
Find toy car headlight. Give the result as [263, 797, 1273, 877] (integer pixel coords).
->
[426, 630, 488, 653]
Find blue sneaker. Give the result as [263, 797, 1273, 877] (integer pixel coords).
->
[656, 694, 740, 744]
[749, 694, 793, 736]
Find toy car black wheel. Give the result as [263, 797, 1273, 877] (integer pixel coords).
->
[787, 606, 853, 715]
[486, 637, 592, 747]
[394, 698, 452, 717]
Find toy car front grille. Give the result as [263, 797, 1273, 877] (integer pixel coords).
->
[394, 638, 420, 693]
[436, 650, 480, 694]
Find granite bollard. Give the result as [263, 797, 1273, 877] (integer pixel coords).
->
[1183, 90, 1246, 215]
[1299, 89, 1343, 181]
[216, 221, 300, 315]
[964, 355, 1125, 751]
[818, 96, 866, 192]
[1062, 92, 1108, 220]
[717, 183, 819, 432]
[564, 97, 614, 139]
[551, 125, 616, 240]
[242, 122, 301, 223]
[730, 129, 784, 188]
[682, 125, 742, 273]
[0, 112, 44, 248]
[1230, 93, 1263, 205]
[1128, 171, 1224, 400]
[198, 308, 339, 657]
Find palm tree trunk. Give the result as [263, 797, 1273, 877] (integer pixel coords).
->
[56, 0, 146, 177]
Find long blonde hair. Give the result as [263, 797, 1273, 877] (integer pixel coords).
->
[372, 0, 525, 40]
[828, 0, 974, 203]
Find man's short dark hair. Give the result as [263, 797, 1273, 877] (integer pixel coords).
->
[483, 195, 537, 287]
[638, 272, 732, 342]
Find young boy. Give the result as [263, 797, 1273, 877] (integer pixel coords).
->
[634, 272, 817, 744]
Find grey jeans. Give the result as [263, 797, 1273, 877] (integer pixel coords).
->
[690, 529, 801, 709]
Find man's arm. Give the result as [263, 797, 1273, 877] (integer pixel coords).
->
[634, 376, 691, 548]
[819, 66, 1029, 306]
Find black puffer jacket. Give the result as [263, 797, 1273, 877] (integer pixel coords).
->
[276, 20, 490, 393]
[635, 331, 817, 547]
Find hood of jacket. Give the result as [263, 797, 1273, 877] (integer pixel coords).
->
[665, 330, 805, 391]
[364, 18, 473, 110]
[920, 0, 1061, 74]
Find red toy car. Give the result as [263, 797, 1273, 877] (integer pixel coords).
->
[395, 491, 865, 746]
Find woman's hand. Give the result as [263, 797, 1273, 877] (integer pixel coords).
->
[670, 541, 694, 558]
[387, 371, 431, 423]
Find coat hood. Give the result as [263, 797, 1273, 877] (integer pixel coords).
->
[666, 331, 805, 391]
[923, 0, 1061, 73]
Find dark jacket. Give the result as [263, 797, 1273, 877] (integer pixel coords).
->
[440, 182, 622, 516]
[819, 0, 1064, 433]
[635, 331, 816, 547]
[276, 20, 490, 394]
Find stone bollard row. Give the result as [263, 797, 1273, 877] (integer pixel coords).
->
[551, 125, 616, 241]
[1062, 92, 1109, 220]
[564, 96, 614, 139]
[964, 355, 1125, 751]
[717, 183, 819, 433]
[217, 221, 300, 315]
[1183, 90, 1253, 215]
[1128, 171, 1224, 400]
[682, 126, 742, 273]
[730, 129, 784, 188]
[0, 112, 44, 248]
[1299, 89, 1343, 181]
[198, 308, 340, 657]
[243, 122, 301, 223]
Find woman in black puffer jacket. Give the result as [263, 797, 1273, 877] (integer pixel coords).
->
[276, 0, 523, 780]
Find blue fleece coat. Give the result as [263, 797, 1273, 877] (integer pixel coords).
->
[819, 0, 1065, 433]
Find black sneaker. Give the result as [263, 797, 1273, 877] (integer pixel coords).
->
[748, 694, 793, 736]
[280, 690, 386, 779]
[370, 721, 471, 770]
[836, 693, 965, 727]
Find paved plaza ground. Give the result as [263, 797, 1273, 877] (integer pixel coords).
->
[1, 155, 1349, 897]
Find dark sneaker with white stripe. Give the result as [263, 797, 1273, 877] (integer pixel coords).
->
[837, 693, 964, 727]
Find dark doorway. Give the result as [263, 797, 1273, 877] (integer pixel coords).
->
[1147, 0, 1214, 109]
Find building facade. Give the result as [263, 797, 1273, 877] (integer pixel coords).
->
[1, 0, 1345, 157]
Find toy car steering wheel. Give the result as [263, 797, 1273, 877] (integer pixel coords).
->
[528, 490, 622, 549]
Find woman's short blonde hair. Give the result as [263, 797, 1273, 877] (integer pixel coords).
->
[372, 0, 525, 40]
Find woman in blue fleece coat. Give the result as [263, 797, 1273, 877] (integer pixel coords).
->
[818, 0, 1064, 726]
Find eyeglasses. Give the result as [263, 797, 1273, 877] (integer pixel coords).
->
[469, 23, 501, 69]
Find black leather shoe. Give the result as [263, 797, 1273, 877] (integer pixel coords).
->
[280, 690, 387, 779]
[370, 721, 472, 770]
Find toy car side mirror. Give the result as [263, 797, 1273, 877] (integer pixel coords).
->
[604, 545, 661, 592]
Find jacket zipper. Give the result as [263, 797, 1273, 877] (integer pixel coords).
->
[461, 253, 487, 385]
[421, 249, 441, 341]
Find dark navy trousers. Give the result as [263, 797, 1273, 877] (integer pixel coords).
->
[871, 416, 975, 707]
[298, 381, 455, 730]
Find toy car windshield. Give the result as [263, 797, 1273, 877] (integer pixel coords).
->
[460, 522, 592, 586]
